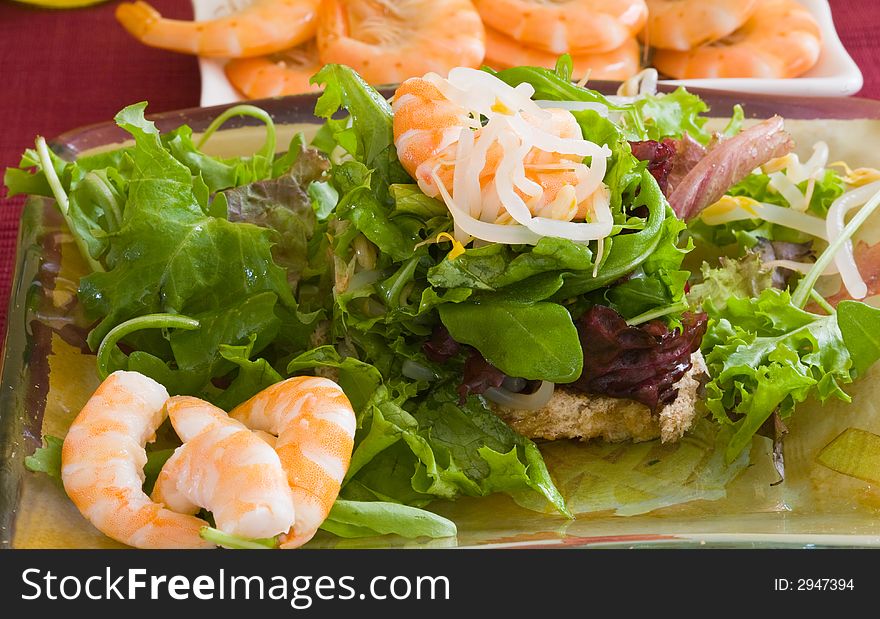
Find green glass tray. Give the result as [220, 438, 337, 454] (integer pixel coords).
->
[4, 87, 880, 549]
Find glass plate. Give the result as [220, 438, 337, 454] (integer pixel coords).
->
[3, 88, 880, 549]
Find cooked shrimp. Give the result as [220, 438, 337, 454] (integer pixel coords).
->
[61, 371, 214, 549]
[640, 0, 758, 51]
[474, 0, 647, 55]
[485, 28, 640, 81]
[115, 0, 320, 58]
[225, 41, 322, 99]
[391, 69, 613, 244]
[152, 397, 296, 540]
[230, 376, 356, 549]
[315, 0, 485, 85]
[652, 0, 822, 79]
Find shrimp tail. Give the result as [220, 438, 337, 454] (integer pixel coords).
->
[116, 1, 160, 39]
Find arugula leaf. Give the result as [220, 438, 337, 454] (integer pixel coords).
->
[490, 65, 614, 107]
[200, 527, 279, 549]
[439, 300, 583, 382]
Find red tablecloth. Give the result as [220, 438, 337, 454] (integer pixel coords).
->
[1, 0, 878, 335]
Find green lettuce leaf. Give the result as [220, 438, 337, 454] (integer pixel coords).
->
[702, 289, 858, 461]
[688, 254, 774, 311]
[311, 64, 410, 203]
[24, 436, 64, 480]
[77, 104, 296, 352]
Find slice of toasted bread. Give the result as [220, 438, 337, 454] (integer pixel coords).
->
[495, 351, 707, 444]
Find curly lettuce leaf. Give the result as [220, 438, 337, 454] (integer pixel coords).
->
[701, 289, 880, 462]
[688, 254, 774, 311]
[622, 87, 711, 144]
[311, 64, 410, 204]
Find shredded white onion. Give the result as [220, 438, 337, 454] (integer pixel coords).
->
[616, 68, 658, 98]
[701, 200, 829, 239]
[418, 69, 614, 245]
[763, 259, 838, 276]
[534, 100, 609, 116]
[484, 381, 555, 410]
[431, 167, 542, 245]
[827, 181, 880, 299]
[769, 171, 809, 212]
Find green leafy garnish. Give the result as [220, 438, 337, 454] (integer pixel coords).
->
[200, 527, 279, 550]
[24, 436, 64, 480]
[703, 289, 880, 462]
[321, 499, 456, 539]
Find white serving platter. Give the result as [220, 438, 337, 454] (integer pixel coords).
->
[195, 0, 863, 107]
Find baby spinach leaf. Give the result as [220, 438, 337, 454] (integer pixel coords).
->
[439, 300, 582, 382]
[321, 499, 456, 539]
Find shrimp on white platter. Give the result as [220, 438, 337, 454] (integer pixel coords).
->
[392, 67, 614, 245]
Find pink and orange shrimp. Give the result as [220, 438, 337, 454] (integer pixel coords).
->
[392, 73, 611, 226]
[152, 397, 296, 540]
[230, 376, 356, 548]
[474, 0, 647, 55]
[115, 0, 321, 58]
[315, 0, 485, 85]
[652, 0, 822, 79]
[61, 371, 214, 549]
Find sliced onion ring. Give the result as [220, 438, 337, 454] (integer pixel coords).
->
[484, 381, 555, 410]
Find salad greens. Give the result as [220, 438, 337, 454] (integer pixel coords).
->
[8, 57, 880, 544]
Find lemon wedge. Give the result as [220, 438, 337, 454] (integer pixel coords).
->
[13, 0, 108, 8]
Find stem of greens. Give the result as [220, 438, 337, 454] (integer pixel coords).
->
[792, 187, 880, 308]
[196, 105, 276, 170]
[626, 299, 689, 326]
[810, 289, 836, 315]
[84, 171, 123, 232]
[96, 313, 200, 379]
[200, 527, 279, 550]
[35, 137, 105, 273]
